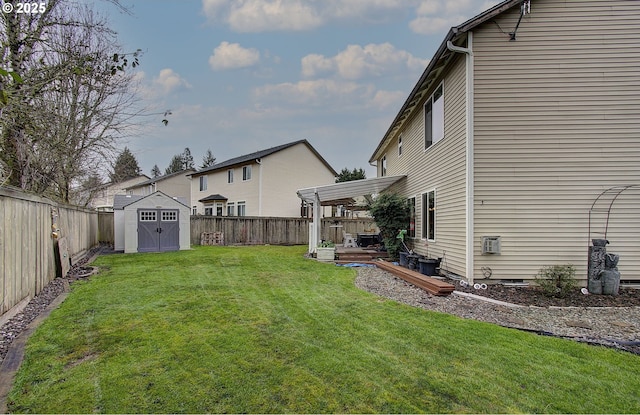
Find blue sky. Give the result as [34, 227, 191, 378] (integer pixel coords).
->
[100, 0, 500, 178]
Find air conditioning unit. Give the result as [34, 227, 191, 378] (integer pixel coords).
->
[482, 236, 501, 255]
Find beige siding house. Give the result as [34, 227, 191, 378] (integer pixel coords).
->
[190, 140, 337, 217]
[125, 169, 194, 203]
[87, 175, 150, 211]
[370, 0, 640, 285]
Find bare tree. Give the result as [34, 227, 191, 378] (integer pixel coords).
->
[0, 1, 141, 202]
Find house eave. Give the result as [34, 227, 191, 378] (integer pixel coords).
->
[368, 0, 522, 164]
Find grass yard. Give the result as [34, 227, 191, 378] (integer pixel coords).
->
[8, 245, 640, 413]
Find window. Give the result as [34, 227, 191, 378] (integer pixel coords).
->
[237, 201, 246, 216]
[425, 83, 444, 150]
[216, 202, 223, 216]
[408, 197, 416, 238]
[398, 135, 403, 156]
[422, 190, 436, 241]
[192, 206, 197, 215]
[242, 165, 252, 181]
[227, 202, 235, 216]
[381, 155, 387, 177]
[161, 211, 177, 222]
[139, 210, 156, 222]
[199, 176, 208, 191]
[227, 169, 234, 183]
[204, 206, 213, 216]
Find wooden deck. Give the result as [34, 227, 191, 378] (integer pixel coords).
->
[334, 246, 389, 262]
[374, 260, 455, 296]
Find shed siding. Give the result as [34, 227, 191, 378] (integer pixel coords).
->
[384, 54, 468, 276]
[473, 0, 640, 282]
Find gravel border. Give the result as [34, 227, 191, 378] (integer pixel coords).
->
[355, 266, 640, 355]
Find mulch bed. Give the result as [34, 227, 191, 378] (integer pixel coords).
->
[452, 281, 640, 307]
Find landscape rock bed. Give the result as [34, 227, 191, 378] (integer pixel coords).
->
[355, 267, 640, 355]
[0, 245, 104, 366]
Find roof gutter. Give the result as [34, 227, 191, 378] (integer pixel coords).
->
[446, 32, 475, 285]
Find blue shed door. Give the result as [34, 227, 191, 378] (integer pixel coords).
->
[137, 209, 180, 252]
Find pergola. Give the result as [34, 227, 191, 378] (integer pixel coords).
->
[297, 175, 406, 252]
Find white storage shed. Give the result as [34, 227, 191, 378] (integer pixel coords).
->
[114, 191, 190, 253]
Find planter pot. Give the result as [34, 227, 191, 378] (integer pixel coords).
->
[399, 251, 409, 267]
[407, 254, 420, 270]
[316, 247, 335, 261]
[418, 258, 438, 276]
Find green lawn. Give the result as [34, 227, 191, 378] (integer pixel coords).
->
[8, 245, 640, 413]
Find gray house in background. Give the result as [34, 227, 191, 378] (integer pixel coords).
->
[126, 169, 194, 205]
[370, 0, 640, 285]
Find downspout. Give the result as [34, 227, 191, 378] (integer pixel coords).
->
[447, 32, 475, 285]
[255, 158, 262, 216]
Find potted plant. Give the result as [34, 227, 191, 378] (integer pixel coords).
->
[316, 240, 336, 261]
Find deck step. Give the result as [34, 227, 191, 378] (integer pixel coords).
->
[336, 253, 388, 262]
[374, 260, 455, 296]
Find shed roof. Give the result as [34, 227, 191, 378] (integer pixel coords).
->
[114, 192, 189, 210]
[190, 139, 337, 178]
[113, 194, 144, 210]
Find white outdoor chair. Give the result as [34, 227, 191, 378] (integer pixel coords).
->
[342, 231, 358, 248]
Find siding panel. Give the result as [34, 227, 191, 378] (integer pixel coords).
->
[473, 0, 640, 282]
[384, 54, 468, 275]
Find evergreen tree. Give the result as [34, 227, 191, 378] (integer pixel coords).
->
[182, 147, 194, 170]
[165, 154, 184, 175]
[201, 149, 216, 168]
[150, 164, 161, 178]
[110, 147, 141, 183]
[336, 167, 366, 183]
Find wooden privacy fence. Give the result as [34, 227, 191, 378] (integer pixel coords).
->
[96, 213, 378, 246]
[191, 216, 378, 246]
[98, 211, 114, 243]
[0, 186, 99, 317]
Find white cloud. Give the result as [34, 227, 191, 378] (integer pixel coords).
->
[253, 78, 404, 112]
[301, 43, 429, 81]
[202, 0, 322, 32]
[201, 0, 503, 34]
[201, 0, 415, 32]
[208, 41, 261, 70]
[153, 69, 192, 95]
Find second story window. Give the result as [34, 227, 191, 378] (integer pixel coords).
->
[398, 135, 403, 156]
[425, 83, 444, 150]
[243, 165, 252, 181]
[199, 176, 207, 191]
[227, 169, 234, 183]
[381, 155, 387, 177]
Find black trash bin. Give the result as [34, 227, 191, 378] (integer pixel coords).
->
[418, 258, 438, 276]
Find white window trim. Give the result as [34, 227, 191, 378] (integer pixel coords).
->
[422, 189, 436, 242]
[227, 169, 234, 184]
[380, 155, 387, 177]
[424, 82, 444, 151]
[398, 134, 403, 157]
[408, 195, 416, 238]
[242, 165, 252, 181]
[237, 201, 246, 216]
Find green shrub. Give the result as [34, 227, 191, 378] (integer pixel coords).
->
[368, 193, 410, 260]
[535, 264, 577, 298]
